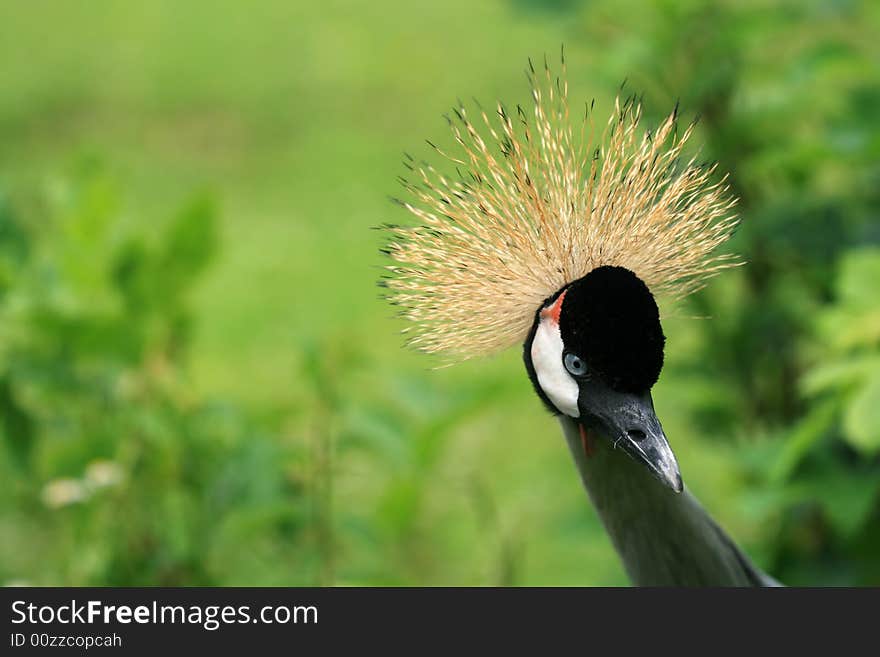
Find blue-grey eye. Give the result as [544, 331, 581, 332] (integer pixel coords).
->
[564, 352, 586, 376]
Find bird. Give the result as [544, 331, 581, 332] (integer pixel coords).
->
[380, 55, 779, 586]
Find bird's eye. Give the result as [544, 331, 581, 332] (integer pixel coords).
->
[563, 352, 587, 377]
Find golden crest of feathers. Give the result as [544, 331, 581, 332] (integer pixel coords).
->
[381, 58, 740, 362]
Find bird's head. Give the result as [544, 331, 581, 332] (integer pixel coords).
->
[381, 56, 739, 497]
[524, 265, 681, 491]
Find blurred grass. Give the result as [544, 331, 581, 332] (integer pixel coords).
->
[0, 0, 878, 585]
[0, 0, 590, 405]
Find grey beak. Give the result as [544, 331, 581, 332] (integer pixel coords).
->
[577, 382, 683, 493]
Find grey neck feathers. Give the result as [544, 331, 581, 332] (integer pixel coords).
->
[558, 416, 778, 587]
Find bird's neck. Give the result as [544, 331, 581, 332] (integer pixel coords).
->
[558, 416, 773, 586]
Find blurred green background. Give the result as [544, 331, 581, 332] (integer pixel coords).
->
[1, 0, 878, 586]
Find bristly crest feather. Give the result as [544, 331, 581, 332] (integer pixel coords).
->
[381, 57, 740, 362]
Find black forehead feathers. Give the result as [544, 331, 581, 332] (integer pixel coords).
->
[559, 266, 665, 393]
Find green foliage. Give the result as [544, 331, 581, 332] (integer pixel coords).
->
[739, 249, 880, 584]
[0, 0, 878, 586]
[814, 249, 880, 454]
[0, 172, 309, 585]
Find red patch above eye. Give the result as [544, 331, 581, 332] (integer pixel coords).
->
[540, 289, 567, 325]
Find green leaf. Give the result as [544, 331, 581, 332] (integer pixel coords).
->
[837, 248, 880, 309]
[0, 377, 35, 468]
[807, 471, 880, 538]
[802, 355, 880, 396]
[818, 248, 880, 351]
[156, 195, 218, 303]
[842, 372, 880, 455]
[771, 398, 839, 483]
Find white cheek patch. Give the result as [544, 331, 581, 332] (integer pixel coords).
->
[531, 318, 579, 417]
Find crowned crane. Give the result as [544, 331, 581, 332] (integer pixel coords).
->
[381, 57, 779, 586]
